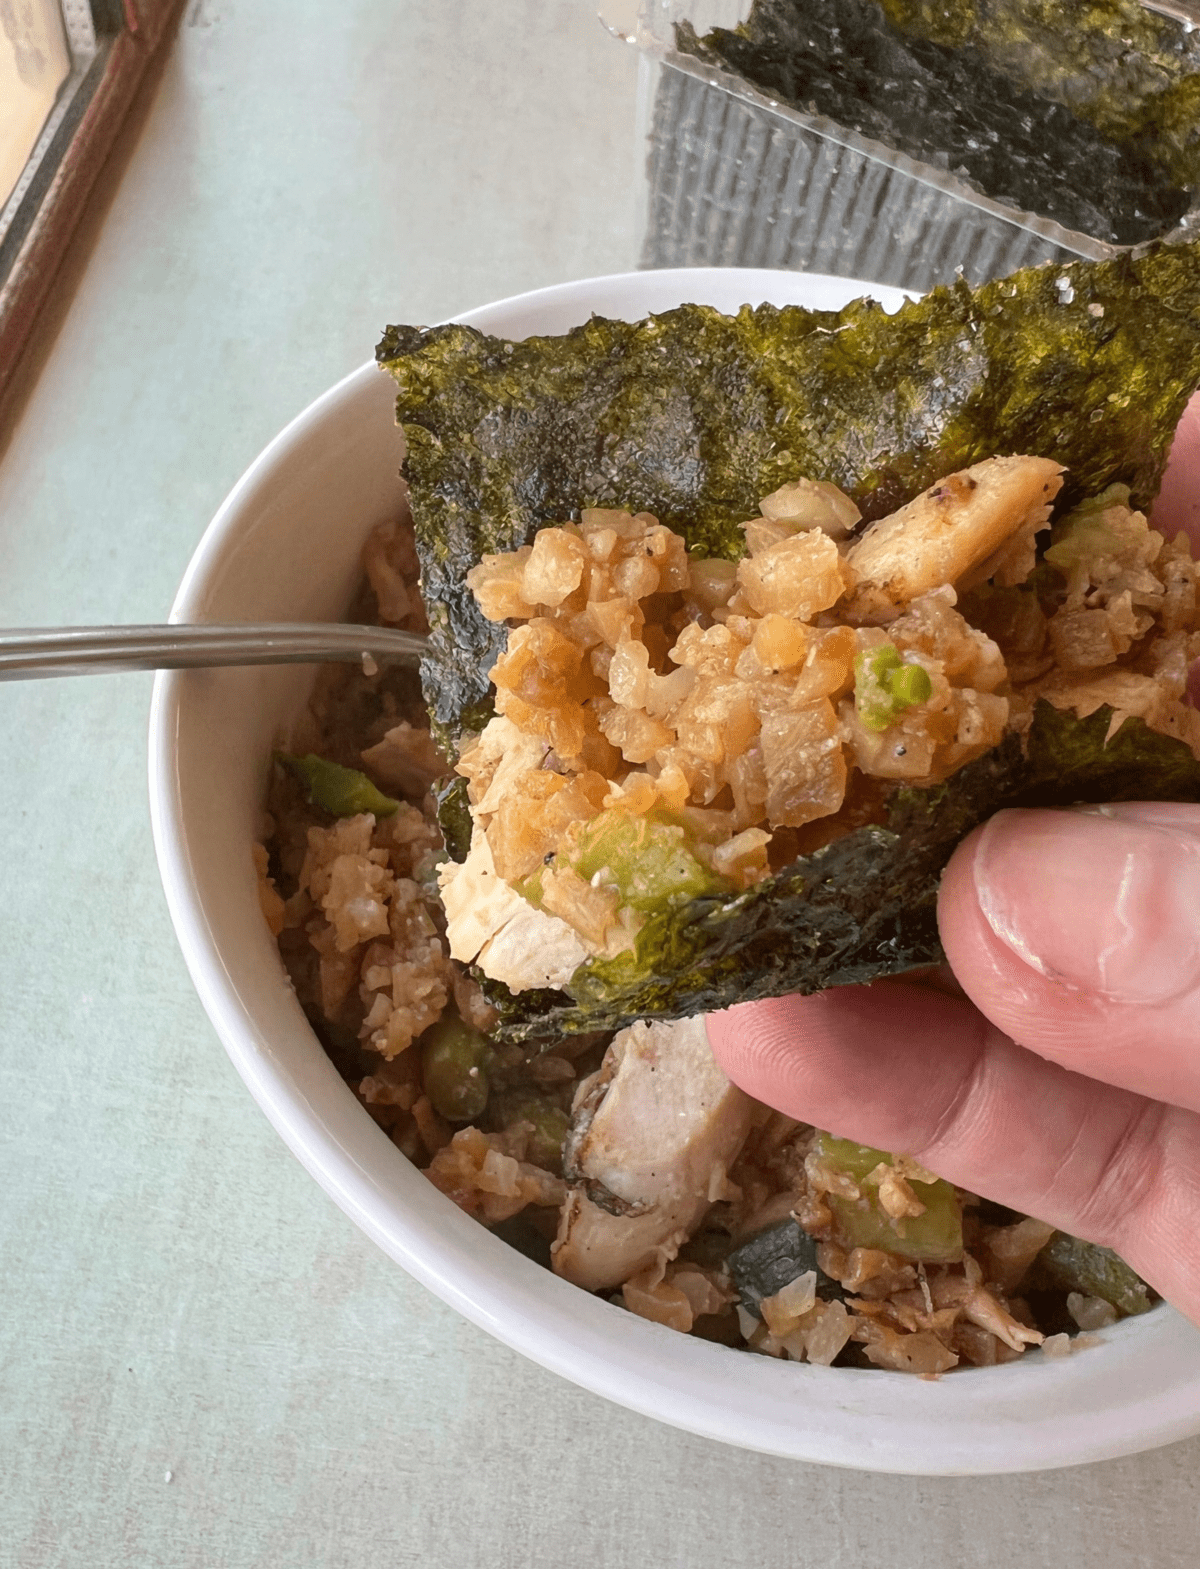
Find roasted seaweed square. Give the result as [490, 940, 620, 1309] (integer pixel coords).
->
[678, 0, 1200, 246]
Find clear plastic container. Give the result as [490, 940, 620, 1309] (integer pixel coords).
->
[604, 0, 1200, 290]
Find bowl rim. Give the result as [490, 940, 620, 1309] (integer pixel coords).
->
[148, 266, 1200, 1474]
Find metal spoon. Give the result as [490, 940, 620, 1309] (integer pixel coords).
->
[0, 623, 428, 680]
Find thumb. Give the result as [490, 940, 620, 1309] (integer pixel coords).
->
[1150, 387, 1200, 553]
[938, 802, 1200, 1111]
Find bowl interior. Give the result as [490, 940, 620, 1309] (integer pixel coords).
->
[149, 267, 1200, 1473]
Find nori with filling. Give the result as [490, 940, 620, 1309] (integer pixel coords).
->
[470, 705, 1200, 1042]
[378, 240, 1200, 1042]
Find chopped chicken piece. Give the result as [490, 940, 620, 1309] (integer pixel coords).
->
[845, 456, 1063, 622]
[551, 1017, 753, 1291]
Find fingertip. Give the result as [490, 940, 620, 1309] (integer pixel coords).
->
[706, 993, 825, 1107]
[937, 818, 1039, 1005]
[707, 982, 993, 1154]
[1153, 388, 1200, 552]
[937, 805, 1200, 1109]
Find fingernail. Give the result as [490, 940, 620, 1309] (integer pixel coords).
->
[973, 807, 1200, 1006]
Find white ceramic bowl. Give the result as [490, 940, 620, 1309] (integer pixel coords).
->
[149, 268, 1200, 1474]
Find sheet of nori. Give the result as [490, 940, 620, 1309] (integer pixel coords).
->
[873, 0, 1200, 190]
[378, 240, 1200, 1041]
[677, 0, 1190, 245]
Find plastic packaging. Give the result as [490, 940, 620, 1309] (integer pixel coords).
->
[606, 0, 1200, 290]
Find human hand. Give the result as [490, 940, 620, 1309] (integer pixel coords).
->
[706, 395, 1200, 1324]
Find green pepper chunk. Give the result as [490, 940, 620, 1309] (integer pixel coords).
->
[815, 1133, 964, 1263]
[854, 645, 933, 733]
[501, 1094, 571, 1175]
[553, 809, 729, 914]
[420, 1016, 492, 1123]
[1043, 483, 1131, 572]
[1034, 1232, 1153, 1318]
[889, 663, 933, 708]
[278, 753, 400, 818]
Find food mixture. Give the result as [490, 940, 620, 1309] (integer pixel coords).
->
[438, 455, 1200, 1000]
[257, 451, 1196, 1373]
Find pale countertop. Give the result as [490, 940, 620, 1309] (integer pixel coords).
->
[2, 5, 1199, 1566]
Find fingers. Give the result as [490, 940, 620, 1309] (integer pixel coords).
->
[938, 803, 1200, 1112]
[1150, 389, 1200, 553]
[706, 986, 1200, 1322]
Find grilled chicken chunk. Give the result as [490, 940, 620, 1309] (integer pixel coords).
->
[845, 455, 1063, 622]
[551, 1016, 753, 1292]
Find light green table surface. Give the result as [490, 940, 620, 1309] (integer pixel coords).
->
[2, 4, 1199, 1565]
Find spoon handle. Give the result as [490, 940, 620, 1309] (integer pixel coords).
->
[0, 623, 428, 680]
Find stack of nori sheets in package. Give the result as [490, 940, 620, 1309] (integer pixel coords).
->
[645, 0, 1200, 288]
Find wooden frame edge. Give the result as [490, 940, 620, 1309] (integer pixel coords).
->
[0, 0, 188, 407]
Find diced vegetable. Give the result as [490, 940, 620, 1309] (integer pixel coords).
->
[1033, 1232, 1154, 1318]
[500, 1094, 570, 1175]
[854, 644, 933, 732]
[816, 1135, 964, 1263]
[420, 1015, 492, 1123]
[278, 753, 400, 818]
[556, 808, 729, 914]
[727, 1219, 843, 1315]
[1044, 485, 1132, 572]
